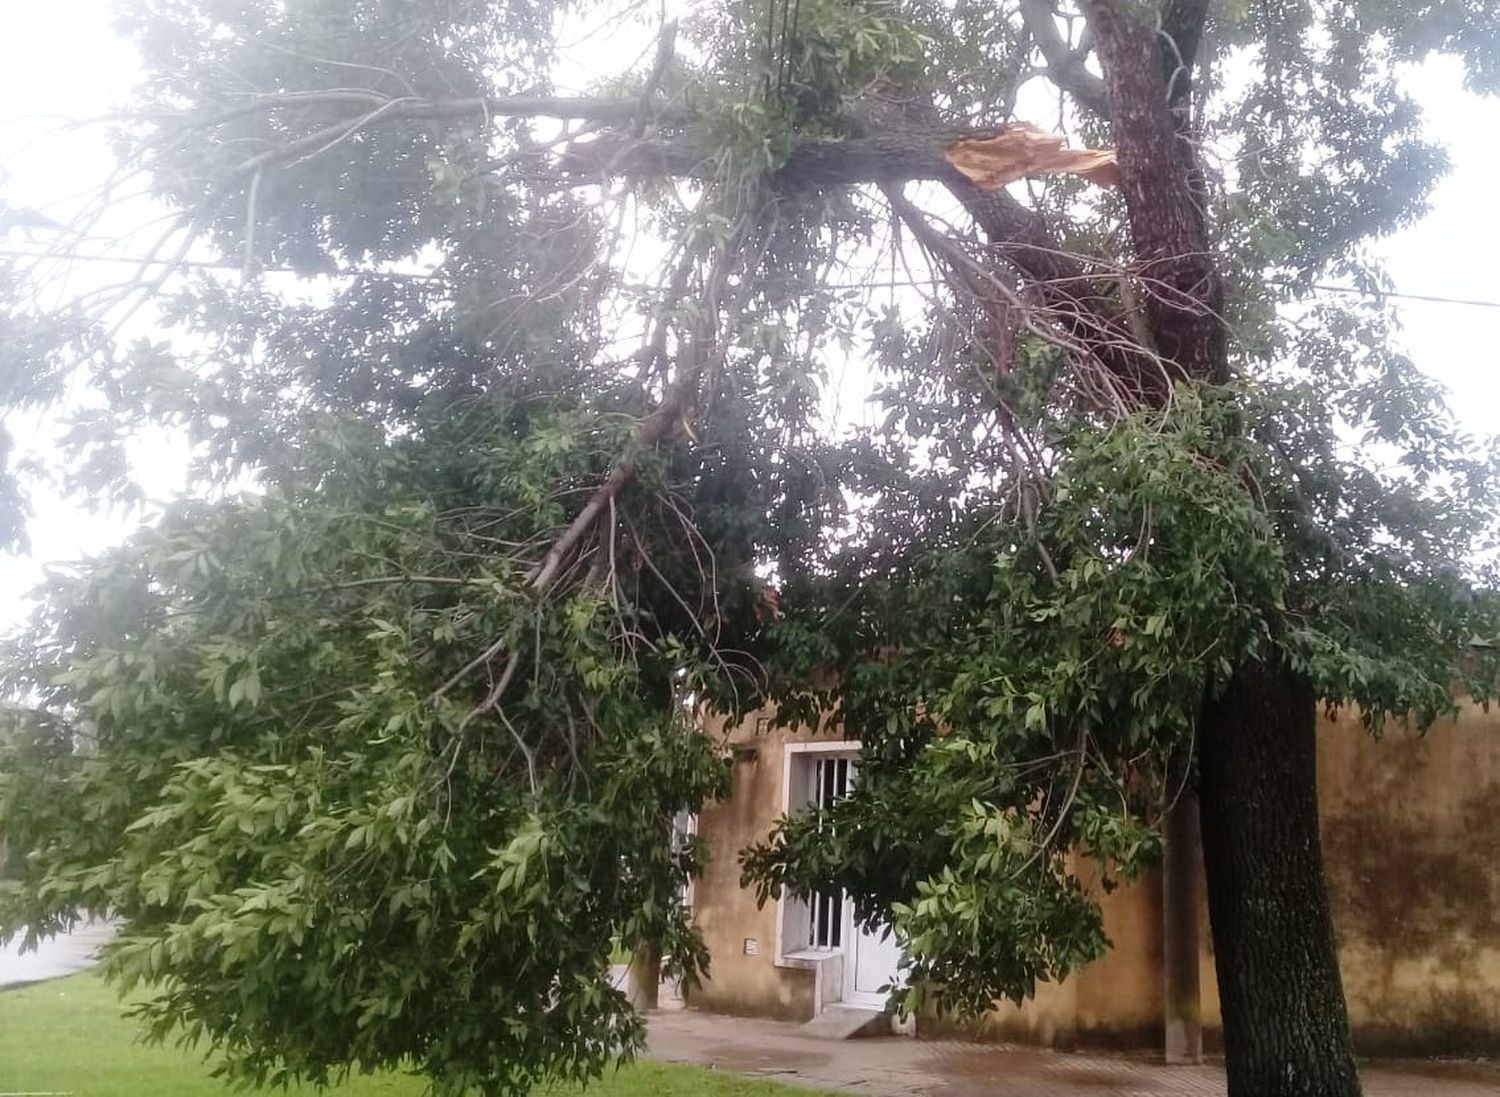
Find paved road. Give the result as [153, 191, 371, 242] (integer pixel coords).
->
[646, 1009, 1500, 1097]
[0, 919, 118, 988]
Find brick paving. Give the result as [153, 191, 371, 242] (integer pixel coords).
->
[646, 1009, 1500, 1096]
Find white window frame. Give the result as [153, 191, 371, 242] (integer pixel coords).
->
[672, 809, 698, 910]
[774, 740, 862, 969]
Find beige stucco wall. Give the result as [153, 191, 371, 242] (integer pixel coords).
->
[1075, 861, 1165, 1048]
[687, 700, 1500, 1054]
[944, 862, 1164, 1050]
[686, 709, 839, 1020]
[1313, 702, 1500, 1056]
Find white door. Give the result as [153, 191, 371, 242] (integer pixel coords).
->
[829, 753, 902, 1008]
[843, 905, 903, 1007]
[799, 749, 905, 1008]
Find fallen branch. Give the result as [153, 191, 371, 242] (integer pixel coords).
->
[430, 203, 764, 710]
[554, 122, 1116, 194]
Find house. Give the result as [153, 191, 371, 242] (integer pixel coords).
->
[683, 698, 1500, 1057]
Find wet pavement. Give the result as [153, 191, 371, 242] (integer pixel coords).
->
[6, 941, 1496, 1095]
[0, 918, 118, 988]
[645, 1009, 1500, 1097]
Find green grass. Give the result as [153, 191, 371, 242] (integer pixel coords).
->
[0, 973, 816, 1096]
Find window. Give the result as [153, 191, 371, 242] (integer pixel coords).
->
[807, 756, 850, 949]
[672, 810, 697, 909]
[777, 744, 859, 960]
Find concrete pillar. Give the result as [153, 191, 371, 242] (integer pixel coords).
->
[1163, 789, 1204, 1064]
[626, 943, 660, 1011]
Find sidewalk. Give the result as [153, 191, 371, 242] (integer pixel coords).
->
[0, 918, 118, 989]
[645, 1008, 1500, 1097]
[7, 942, 1497, 1095]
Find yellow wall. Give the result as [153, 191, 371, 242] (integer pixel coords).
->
[952, 863, 1164, 1050]
[686, 709, 837, 1020]
[686, 700, 1500, 1054]
[1075, 861, 1165, 1048]
[1313, 703, 1500, 1055]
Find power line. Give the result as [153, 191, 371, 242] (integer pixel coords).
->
[3, 246, 1499, 310]
[0, 248, 445, 281]
[1271, 281, 1500, 311]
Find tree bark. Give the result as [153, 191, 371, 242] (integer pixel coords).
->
[556, 124, 1022, 190]
[1162, 781, 1203, 1064]
[1199, 658, 1361, 1097]
[1083, 0, 1222, 384]
[1080, 1, 1361, 1087]
[1019, 0, 1109, 115]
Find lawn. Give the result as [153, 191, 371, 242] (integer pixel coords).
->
[0, 973, 820, 1096]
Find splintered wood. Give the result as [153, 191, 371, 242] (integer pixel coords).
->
[944, 123, 1119, 190]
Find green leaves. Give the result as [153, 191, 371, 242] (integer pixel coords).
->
[0, 382, 746, 1093]
[749, 370, 1500, 1017]
[3, 0, 1499, 1081]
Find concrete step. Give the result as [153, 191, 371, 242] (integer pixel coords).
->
[801, 1005, 891, 1040]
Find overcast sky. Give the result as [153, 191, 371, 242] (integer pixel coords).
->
[2, 2, 1499, 626]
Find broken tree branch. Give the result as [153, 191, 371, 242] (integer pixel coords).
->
[432, 196, 766, 709]
[554, 121, 1117, 194]
[556, 124, 996, 189]
[942, 177, 1165, 398]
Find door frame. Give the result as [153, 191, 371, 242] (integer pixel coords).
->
[774, 740, 903, 1012]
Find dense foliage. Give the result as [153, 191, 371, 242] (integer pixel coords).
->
[2, 0, 1500, 1092]
[748, 370, 1500, 1013]
[2, 362, 758, 1091]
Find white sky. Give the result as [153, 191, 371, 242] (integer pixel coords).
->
[1, 2, 1498, 627]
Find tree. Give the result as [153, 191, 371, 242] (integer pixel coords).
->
[2, 1, 1499, 1095]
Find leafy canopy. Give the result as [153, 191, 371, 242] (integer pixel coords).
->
[1, 0, 1499, 1089]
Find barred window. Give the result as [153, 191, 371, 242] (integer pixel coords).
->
[808, 755, 851, 950]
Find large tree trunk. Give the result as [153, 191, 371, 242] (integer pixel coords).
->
[1161, 781, 1203, 1064]
[1199, 657, 1361, 1097]
[1078, 4, 1363, 1087]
